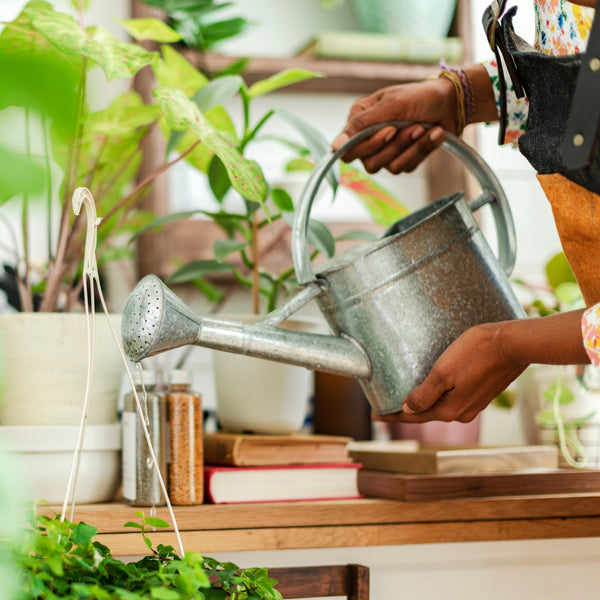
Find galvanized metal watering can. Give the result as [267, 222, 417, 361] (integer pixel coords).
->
[122, 122, 525, 415]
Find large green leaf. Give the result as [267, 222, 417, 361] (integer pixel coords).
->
[213, 239, 248, 261]
[247, 68, 321, 99]
[191, 75, 243, 112]
[24, 3, 156, 81]
[154, 86, 267, 204]
[154, 45, 208, 96]
[274, 107, 337, 192]
[0, 145, 47, 205]
[339, 162, 410, 226]
[86, 92, 160, 136]
[120, 18, 182, 43]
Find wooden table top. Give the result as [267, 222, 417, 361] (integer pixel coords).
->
[47, 493, 600, 556]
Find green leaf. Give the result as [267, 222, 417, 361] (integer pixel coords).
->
[271, 188, 294, 212]
[214, 239, 249, 261]
[554, 281, 583, 308]
[543, 382, 575, 405]
[491, 388, 516, 409]
[129, 210, 201, 242]
[144, 517, 170, 529]
[0, 146, 47, 205]
[71, 522, 98, 545]
[339, 163, 410, 226]
[275, 108, 330, 166]
[151, 588, 180, 599]
[191, 75, 243, 112]
[154, 45, 208, 96]
[309, 220, 336, 258]
[86, 91, 160, 136]
[208, 155, 232, 202]
[154, 86, 267, 204]
[167, 260, 234, 284]
[545, 251, 577, 289]
[25, 4, 157, 81]
[335, 229, 379, 242]
[120, 18, 183, 43]
[124, 521, 144, 530]
[69, 0, 93, 10]
[285, 157, 314, 172]
[247, 68, 321, 98]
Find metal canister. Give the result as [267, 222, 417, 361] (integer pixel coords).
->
[122, 369, 168, 506]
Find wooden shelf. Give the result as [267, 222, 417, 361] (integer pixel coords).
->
[48, 494, 600, 556]
[183, 50, 441, 95]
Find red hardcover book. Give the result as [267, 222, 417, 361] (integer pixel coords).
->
[203, 463, 362, 504]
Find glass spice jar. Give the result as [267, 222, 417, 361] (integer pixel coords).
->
[122, 369, 168, 507]
[166, 369, 204, 505]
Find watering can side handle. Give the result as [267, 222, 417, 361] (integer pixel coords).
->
[442, 132, 517, 277]
[292, 122, 517, 285]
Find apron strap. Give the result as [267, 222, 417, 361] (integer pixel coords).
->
[482, 1, 524, 145]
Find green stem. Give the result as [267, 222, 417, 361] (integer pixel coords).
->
[241, 109, 275, 152]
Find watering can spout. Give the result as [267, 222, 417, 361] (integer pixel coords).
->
[121, 275, 372, 380]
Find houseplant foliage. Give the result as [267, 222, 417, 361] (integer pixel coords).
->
[3, 511, 282, 599]
[0, 0, 317, 313]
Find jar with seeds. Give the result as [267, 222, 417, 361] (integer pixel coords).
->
[122, 369, 168, 506]
[167, 369, 203, 505]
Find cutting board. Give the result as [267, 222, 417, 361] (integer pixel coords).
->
[348, 441, 559, 474]
[357, 468, 600, 502]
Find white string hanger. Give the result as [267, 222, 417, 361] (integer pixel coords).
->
[61, 187, 184, 557]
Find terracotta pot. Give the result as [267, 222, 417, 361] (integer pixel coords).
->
[0, 313, 123, 425]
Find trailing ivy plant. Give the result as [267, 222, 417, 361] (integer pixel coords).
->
[3, 510, 282, 600]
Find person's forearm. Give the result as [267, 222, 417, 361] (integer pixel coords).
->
[464, 64, 499, 124]
[497, 310, 590, 366]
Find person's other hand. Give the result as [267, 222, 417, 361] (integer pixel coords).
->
[331, 78, 457, 174]
[375, 322, 528, 424]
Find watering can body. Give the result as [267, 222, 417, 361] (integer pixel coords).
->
[122, 123, 526, 415]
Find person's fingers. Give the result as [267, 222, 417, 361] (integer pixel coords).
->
[402, 367, 455, 415]
[386, 126, 446, 173]
[333, 126, 398, 163]
[360, 124, 426, 173]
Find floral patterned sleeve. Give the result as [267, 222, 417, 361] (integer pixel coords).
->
[582, 304, 600, 366]
[481, 58, 529, 146]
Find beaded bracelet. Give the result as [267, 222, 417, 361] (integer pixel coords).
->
[440, 61, 475, 125]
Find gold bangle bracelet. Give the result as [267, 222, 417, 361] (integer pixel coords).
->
[438, 70, 467, 135]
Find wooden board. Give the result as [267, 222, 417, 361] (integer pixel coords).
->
[357, 468, 600, 502]
[348, 442, 559, 474]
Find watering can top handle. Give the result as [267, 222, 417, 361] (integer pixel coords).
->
[291, 121, 517, 286]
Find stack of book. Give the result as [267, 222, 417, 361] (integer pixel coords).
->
[203, 432, 361, 504]
[345, 441, 600, 501]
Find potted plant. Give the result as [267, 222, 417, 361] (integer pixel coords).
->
[2, 510, 284, 599]
[0, 0, 316, 428]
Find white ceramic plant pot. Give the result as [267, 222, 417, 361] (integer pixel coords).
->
[0, 313, 123, 426]
[0, 423, 121, 504]
[213, 316, 319, 434]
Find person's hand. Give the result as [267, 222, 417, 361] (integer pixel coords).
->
[331, 78, 458, 174]
[374, 308, 591, 424]
[375, 321, 529, 424]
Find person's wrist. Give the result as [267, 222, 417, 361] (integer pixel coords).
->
[429, 76, 461, 134]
